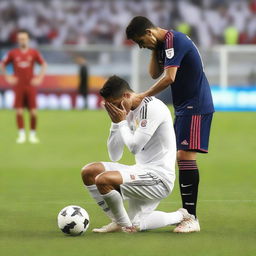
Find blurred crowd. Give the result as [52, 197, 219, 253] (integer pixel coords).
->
[1, 0, 256, 48]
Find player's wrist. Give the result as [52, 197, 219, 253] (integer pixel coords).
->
[110, 122, 120, 130]
[110, 120, 127, 130]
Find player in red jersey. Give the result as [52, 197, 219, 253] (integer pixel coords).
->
[1, 30, 47, 143]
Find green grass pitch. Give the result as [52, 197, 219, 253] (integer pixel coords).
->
[0, 109, 255, 256]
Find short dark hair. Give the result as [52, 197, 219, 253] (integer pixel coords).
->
[126, 16, 155, 40]
[17, 29, 30, 37]
[100, 75, 133, 99]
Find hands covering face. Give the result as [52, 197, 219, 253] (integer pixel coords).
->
[104, 101, 127, 123]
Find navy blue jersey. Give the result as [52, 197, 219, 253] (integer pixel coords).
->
[157, 30, 214, 116]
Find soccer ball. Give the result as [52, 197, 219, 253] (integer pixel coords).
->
[57, 205, 90, 236]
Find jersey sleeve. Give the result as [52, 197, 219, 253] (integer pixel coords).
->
[34, 50, 45, 64]
[164, 32, 188, 69]
[1, 51, 13, 66]
[107, 123, 125, 161]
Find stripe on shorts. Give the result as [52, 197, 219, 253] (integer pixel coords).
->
[125, 173, 162, 186]
[189, 115, 201, 150]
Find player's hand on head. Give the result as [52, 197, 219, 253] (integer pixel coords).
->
[105, 101, 126, 123]
[6, 75, 18, 85]
[31, 76, 43, 86]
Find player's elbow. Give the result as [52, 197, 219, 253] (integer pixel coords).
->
[164, 75, 174, 85]
[43, 62, 48, 69]
[108, 146, 122, 162]
[150, 70, 163, 80]
[151, 73, 161, 80]
[128, 143, 141, 155]
[109, 153, 121, 162]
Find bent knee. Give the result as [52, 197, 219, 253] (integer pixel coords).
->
[95, 171, 122, 187]
[81, 162, 104, 184]
[81, 163, 94, 179]
[177, 150, 197, 161]
[30, 110, 37, 116]
[95, 172, 113, 186]
[16, 108, 23, 115]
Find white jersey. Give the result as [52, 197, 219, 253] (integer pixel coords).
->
[107, 97, 176, 188]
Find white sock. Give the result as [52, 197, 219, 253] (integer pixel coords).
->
[140, 210, 183, 231]
[30, 130, 36, 136]
[86, 185, 113, 220]
[102, 190, 132, 227]
[19, 129, 25, 137]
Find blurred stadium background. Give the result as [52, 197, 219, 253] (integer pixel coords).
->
[0, 1, 256, 256]
[0, 0, 256, 110]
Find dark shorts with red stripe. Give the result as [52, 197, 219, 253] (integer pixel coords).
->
[174, 113, 213, 153]
[14, 86, 37, 109]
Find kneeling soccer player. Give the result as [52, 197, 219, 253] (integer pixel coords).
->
[81, 75, 194, 232]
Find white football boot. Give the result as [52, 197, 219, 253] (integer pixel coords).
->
[16, 134, 26, 144]
[92, 222, 122, 233]
[29, 134, 40, 144]
[173, 209, 200, 233]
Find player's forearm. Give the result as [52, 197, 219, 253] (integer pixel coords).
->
[107, 123, 124, 161]
[1, 64, 8, 77]
[38, 63, 47, 79]
[149, 51, 163, 79]
[143, 75, 173, 98]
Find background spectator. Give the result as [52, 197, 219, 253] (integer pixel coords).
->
[0, 0, 255, 48]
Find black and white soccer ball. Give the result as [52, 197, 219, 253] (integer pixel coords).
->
[57, 205, 90, 236]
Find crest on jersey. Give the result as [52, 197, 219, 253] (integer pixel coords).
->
[130, 174, 136, 180]
[165, 48, 174, 59]
[140, 119, 147, 128]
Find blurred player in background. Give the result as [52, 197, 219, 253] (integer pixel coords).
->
[126, 16, 215, 233]
[81, 76, 194, 233]
[1, 30, 47, 144]
[74, 56, 89, 109]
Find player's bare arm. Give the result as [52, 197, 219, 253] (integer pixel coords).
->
[31, 62, 47, 86]
[135, 67, 177, 103]
[1, 63, 18, 85]
[149, 49, 164, 79]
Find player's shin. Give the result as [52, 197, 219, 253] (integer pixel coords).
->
[178, 160, 199, 217]
[102, 190, 132, 227]
[30, 115, 37, 132]
[86, 184, 114, 220]
[16, 113, 24, 131]
[139, 210, 183, 231]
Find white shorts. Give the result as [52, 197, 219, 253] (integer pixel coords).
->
[101, 161, 172, 224]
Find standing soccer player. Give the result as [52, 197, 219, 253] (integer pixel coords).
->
[126, 16, 215, 233]
[1, 30, 47, 144]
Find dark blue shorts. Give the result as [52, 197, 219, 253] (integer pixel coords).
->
[174, 113, 213, 153]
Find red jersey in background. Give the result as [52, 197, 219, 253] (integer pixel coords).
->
[2, 48, 45, 86]
[2, 48, 45, 109]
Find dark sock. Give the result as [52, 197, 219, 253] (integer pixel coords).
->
[178, 160, 199, 217]
[16, 113, 24, 129]
[30, 115, 37, 130]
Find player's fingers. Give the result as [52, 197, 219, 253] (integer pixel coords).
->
[120, 101, 126, 111]
[105, 103, 116, 116]
[109, 103, 121, 114]
[105, 102, 114, 112]
[108, 103, 119, 114]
